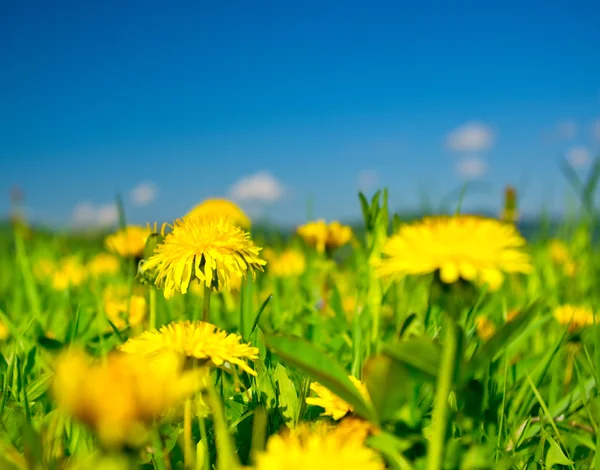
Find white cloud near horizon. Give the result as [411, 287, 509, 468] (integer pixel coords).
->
[455, 157, 487, 179]
[228, 171, 285, 203]
[129, 181, 157, 207]
[446, 121, 495, 153]
[72, 202, 118, 228]
[566, 145, 592, 168]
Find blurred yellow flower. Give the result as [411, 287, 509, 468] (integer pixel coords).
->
[186, 198, 251, 229]
[142, 215, 266, 299]
[297, 220, 353, 253]
[374, 215, 532, 290]
[475, 315, 495, 341]
[52, 256, 87, 291]
[52, 349, 205, 448]
[548, 240, 576, 276]
[0, 321, 10, 341]
[105, 226, 150, 258]
[34, 258, 55, 281]
[265, 248, 306, 278]
[87, 252, 121, 277]
[103, 285, 147, 330]
[255, 421, 384, 470]
[553, 305, 596, 332]
[333, 416, 380, 443]
[119, 320, 259, 376]
[305, 376, 369, 420]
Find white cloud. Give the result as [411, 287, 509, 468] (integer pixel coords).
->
[228, 171, 284, 203]
[557, 119, 577, 140]
[358, 170, 379, 192]
[566, 145, 592, 168]
[592, 119, 600, 142]
[455, 157, 487, 179]
[72, 202, 118, 228]
[446, 121, 495, 153]
[130, 181, 157, 207]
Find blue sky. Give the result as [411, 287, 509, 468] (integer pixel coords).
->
[1, 1, 600, 228]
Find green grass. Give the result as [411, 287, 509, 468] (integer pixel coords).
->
[1, 177, 600, 469]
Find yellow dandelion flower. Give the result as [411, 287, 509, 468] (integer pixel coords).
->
[0, 321, 10, 341]
[33, 258, 55, 282]
[186, 198, 251, 229]
[265, 248, 306, 278]
[142, 216, 266, 299]
[105, 225, 150, 258]
[374, 215, 532, 290]
[297, 220, 353, 253]
[52, 349, 205, 448]
[305, 376, 369, 420]
[51, 256, 87, 291]
[87, 252, 121, 277]
[103, 285, 147, 330]
[548, 240, 577, 276]
[553, 305, 596, 332]
[119, 320, 259, 376]
[255, 421, 384, 470]
[332, 416, 380, 443]
[475, 315, 496, 341]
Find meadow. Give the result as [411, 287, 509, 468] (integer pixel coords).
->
[0, 177, 599, 470]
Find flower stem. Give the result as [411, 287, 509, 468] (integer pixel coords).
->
[426, 315, 459, 470]
[184, 397, 194, 469]
[149, 287, 157, 330]
[203, 285, 212, 323]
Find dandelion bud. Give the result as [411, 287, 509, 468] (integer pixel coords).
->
[501, 185, 518, 223]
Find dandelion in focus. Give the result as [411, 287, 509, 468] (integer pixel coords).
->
[553, 305, 596, 332]
[141, 216, 266, 299]
[51, 349, 205, 447]
[103, 284, 147, 330]
[297, 220, 353, 254]
[186, 198, 251, 229]
[374, 215, 532, 290]
[119, 320, 259, 376]
[105, 226, 150, 259]
[305, 375, 369, 420]
[254, 421, 384, 470]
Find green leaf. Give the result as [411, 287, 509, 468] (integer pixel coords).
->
[240, 275, 255, 341]
[463, 300, 538, 380]
[264, 334, 378, 423]
[25, 372, 52, 403]
[272, 364, 298, 428]
[358, 192, 371, 228]
[382, 338, 441, 380]
[36, 336, 63, 351]
[397, 313, 417, 339]
[545, 435, 574, 468]
[363, 354, 409, 421]
[249, 294, 272, 339]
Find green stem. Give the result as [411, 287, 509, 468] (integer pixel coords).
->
[184, 397, 194, 469]
[203, 285, 212, 323]
[426, 316, 459, 470]
[14, 229, 41, 317]
[198, 415, 210, 470]
[149, 287, 157, 330]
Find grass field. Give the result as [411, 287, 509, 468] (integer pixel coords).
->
[0, 181, 599, 470]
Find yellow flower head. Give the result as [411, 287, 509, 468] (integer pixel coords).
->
[255, 421, 384, 470]
[186, 198, 251, 229]
[87, 252, 121, 277]
[142, 215, 266, 298]
[475, 315, 496, 341]
[297, 220, 353, 253]
[119, 320, 259, 376]
[103, 284, 147, 330]
[264, 248, 306, 278]
[52, 349, 205, 447]
[374, 215, 532, 290]
[52, 256, 87, 291]
[548, 239, 577, 276]
[333, 416, 380, 444]
[553, 305, 596, 332]
[105, 226, 150, 258]
[305, 376, 369, 420]
[0, 321, 9, 341]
